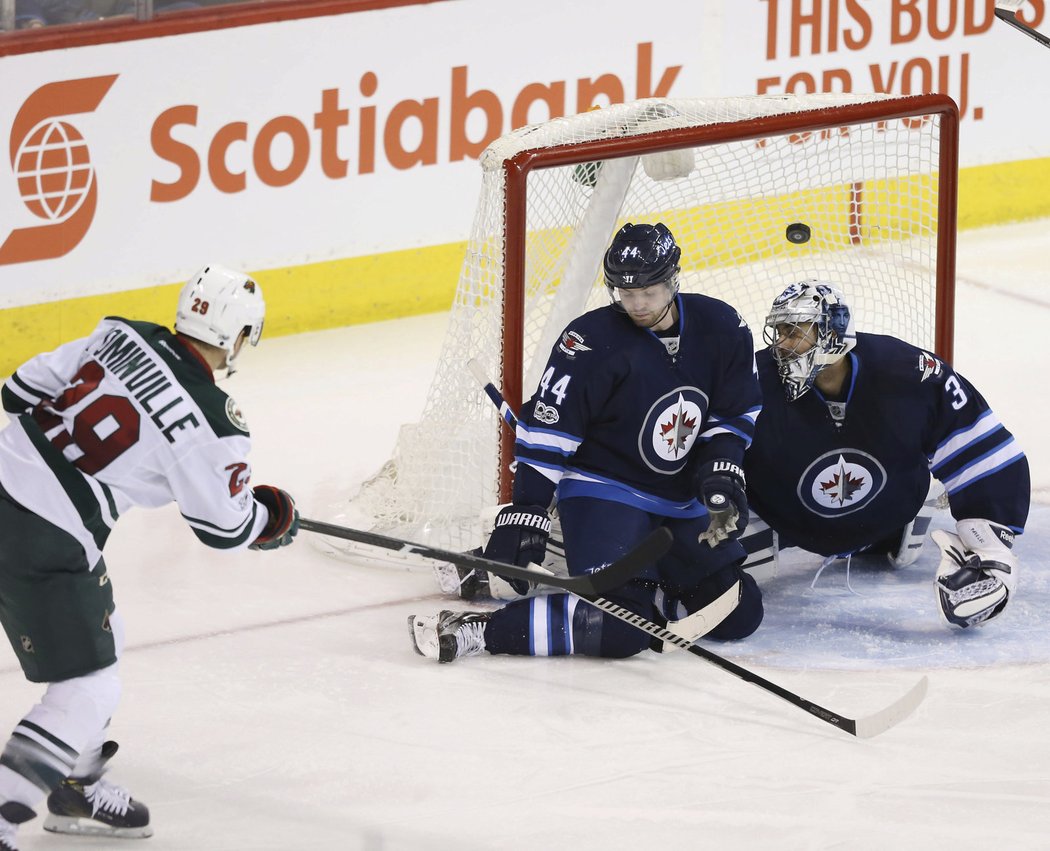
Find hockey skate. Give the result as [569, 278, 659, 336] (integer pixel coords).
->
[43, 741, 152, 839]
[0, 801, 36, 851]
[408, 610, 491, 663]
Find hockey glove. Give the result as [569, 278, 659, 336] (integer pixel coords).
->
[482, 504, 552, 596]
[696, 460, 748, 548]
[249, 485, 300, 551]
[932, 518, 1018, 629]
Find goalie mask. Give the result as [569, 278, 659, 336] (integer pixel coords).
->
[603, 222, 681, 319]
[763, 280, 856, 401]
[175, 264, 265, 376]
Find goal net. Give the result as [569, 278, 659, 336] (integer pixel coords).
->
[342, 92, 959, 556]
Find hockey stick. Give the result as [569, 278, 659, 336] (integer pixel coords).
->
[467, 358, 738, 647]
[658, 627, 929, 738]
[587, 579, 740, 650]
[995, 1, 1050, 48]
[468, 359, 928, 737]
[299, 517, 670, 598]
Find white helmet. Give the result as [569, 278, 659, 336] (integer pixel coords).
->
[763, 279, 856, 401]
[175, 264, 265, 375]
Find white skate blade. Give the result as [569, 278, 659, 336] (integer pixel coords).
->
[43, 812, 154, 838]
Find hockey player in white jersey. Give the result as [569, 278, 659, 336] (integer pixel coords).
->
[0, 265, 299, 850]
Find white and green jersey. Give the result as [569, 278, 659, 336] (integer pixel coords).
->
[0, 317, 269, 567]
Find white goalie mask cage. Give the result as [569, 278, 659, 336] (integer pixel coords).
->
[763, 280, 856, 401]
[175, 264, 265, 373]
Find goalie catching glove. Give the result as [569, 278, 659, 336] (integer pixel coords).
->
[933, 518, 1018, 629]
[696, 460, 748, 547]
[249, 485, 300, 550]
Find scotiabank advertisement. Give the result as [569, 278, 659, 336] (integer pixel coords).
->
[0, 0, 1047, 309]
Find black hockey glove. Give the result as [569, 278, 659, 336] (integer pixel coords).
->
[249, 485, 300, 550]
[695, 459, 748, 547]
[482, 504, 552, 595]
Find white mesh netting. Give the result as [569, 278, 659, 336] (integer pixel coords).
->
[338, 92, 955, 556]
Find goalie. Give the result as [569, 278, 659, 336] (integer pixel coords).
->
[740, 280, 1030, 630]
[409, 222, 764, 663]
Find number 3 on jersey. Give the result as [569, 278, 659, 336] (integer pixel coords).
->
[539, 367, 571, 405]
[945, 375, 968, 410]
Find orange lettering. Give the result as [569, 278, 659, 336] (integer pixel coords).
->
[843, 0, 872, 49]
[254, 116, 310, 187]
[150, 104, 199, 203]
[928, 0, 958, 40]
[892, 0, 922, 44]
[511, 82, 565, 130]
[450, 66, 503, 162]
[963, 0, 994, 35]
[384, 98, 438, 170]
[635, 42, 680, 99]
[576, 74, 624, 111]
[762, 0, 779, 59]
[756, 76, 782, 94]
[208, 122, 247, 194]
[358, 72, 378, 175]
[823, 68, 852, 93]
[1019, 0, 1045, 25]
[785, 71, 817, 93]
[314, 89, 349, 179]
[900, 57, 933, 94]
[790, 0, 822, 56]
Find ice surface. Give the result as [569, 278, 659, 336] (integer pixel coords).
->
[1, 219, 1048, 850]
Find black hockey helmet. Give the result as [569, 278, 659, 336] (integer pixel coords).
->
[602, 222, 682, 292]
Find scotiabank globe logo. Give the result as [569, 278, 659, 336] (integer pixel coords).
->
[0, 75, 118, 266]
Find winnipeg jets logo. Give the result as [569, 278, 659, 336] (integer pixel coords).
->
[818, 460, 866, 505]
[558, 330, 591, 357]
[639, 387, 708, 474]
[917, 351, 942, 382]
[798, 450, 887, 517]
[659, 403, 697, 455]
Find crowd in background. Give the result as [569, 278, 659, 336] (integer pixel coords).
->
[12, 0, 252, 28]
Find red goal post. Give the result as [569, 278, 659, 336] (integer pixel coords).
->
[347, 92, 959, 553]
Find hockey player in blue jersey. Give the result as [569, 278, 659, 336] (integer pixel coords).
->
[741, 280, 1029, 630]
[409, 222, 765, 662]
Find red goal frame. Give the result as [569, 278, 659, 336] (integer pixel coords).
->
[496, 93, 959, 501]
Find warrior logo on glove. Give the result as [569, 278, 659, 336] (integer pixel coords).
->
[696, 459, 748, 547]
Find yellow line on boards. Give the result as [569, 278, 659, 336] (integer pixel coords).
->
[2, 157, 1048, 376]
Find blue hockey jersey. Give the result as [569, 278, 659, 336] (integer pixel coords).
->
[513, 293, 762, 517]
[745, 333, 1030, 556]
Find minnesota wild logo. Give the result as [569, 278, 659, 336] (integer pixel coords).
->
[225, 397, 249, 432]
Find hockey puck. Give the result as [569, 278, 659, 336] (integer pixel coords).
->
[786, 222, 811, 244]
